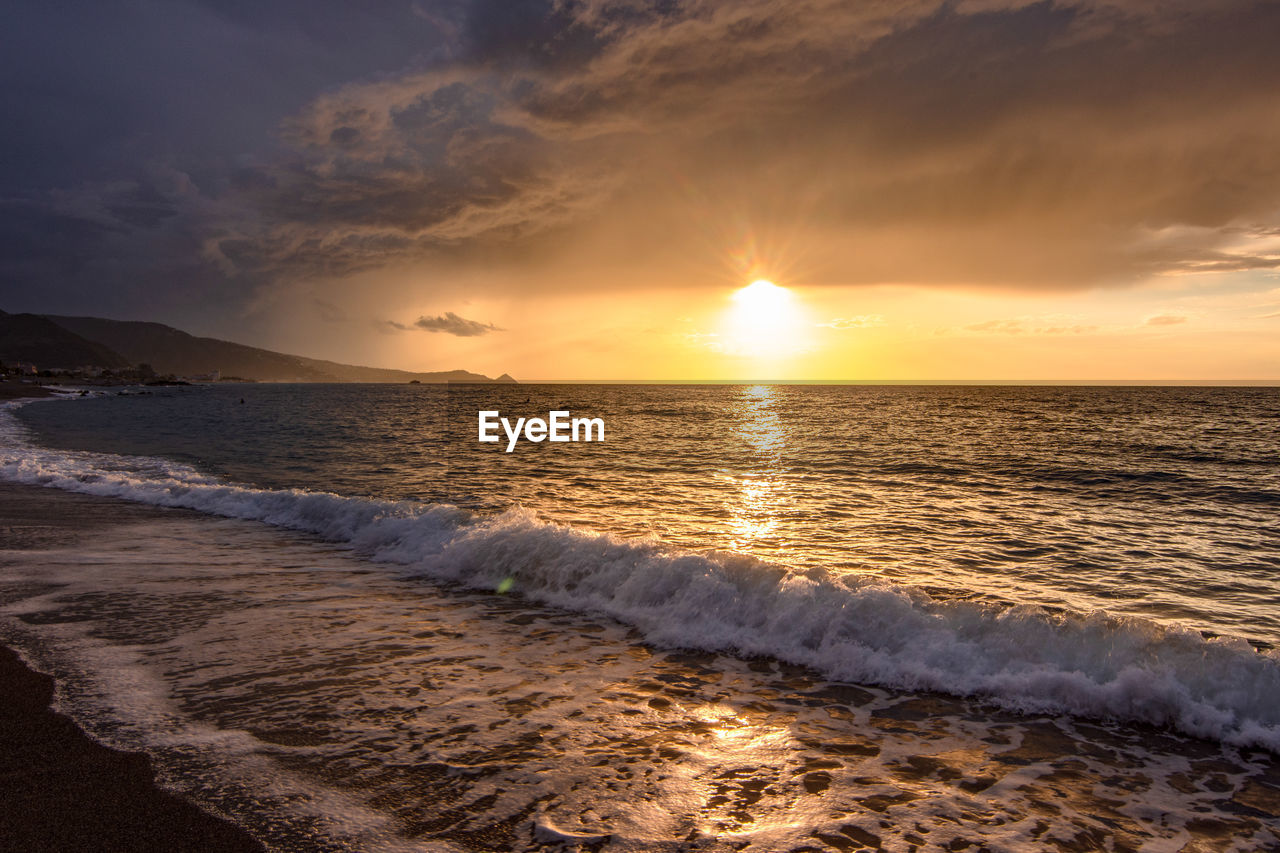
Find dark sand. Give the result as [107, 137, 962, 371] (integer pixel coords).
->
[0, 644, 264, 853]
[0, 482, 264, 853]
[0, 380, 57, 400]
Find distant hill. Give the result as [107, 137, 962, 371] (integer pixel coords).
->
[0, 310, 132, 370]
[43, 314, 511, 383]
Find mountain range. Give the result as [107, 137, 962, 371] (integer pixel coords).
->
[0, 311, 133, 371]
[0, 310, 514, 383]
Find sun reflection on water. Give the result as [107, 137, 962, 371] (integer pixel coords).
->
[723, 386, 790, 552]
[736, 385, 785, 455]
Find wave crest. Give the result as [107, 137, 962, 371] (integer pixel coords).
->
[4, 399, 1279, 751]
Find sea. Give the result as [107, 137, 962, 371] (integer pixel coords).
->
[1, 383, 1278, 851]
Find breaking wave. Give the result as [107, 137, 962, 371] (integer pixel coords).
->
[4, 398, 1279, 751]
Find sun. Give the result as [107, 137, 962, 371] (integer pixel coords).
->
[733, 279, 791, 320]
[718, 279, 807, 362]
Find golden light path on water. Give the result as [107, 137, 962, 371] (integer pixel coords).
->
[723, 385, 789, 552]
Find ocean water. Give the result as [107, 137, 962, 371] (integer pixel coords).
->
[2, 384, 1280, 851]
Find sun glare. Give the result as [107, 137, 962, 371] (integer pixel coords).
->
[732, 280, 791, 324]
[734, 279, 788, 313]
[720, 279, 807, 363]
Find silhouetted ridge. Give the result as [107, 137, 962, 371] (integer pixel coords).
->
[44, 314, 510, 383]
[0, 312, 131, 369]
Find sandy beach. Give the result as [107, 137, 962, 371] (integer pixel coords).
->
[0, 640, 264, 852]
[0, 474, 264, 852]
[0, 380, 57, 401]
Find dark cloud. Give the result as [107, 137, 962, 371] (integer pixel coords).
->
[0, 1, 459, 195]
[215, 0, 1280, 290]
[415, 312, 502, 335]
[3, 0, 1280, 327]
[0, 0, 461, 325]
[385, 311, 502, 336]
[462, 0, 604, 68]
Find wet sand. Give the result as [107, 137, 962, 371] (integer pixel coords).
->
[0, 380, 57, 401]
[0, 643, 264, 852]
[0, 483, 263, 852]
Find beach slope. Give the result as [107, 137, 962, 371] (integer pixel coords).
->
[0, 643, 264, 853]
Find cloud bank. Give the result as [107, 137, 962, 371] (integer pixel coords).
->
[4, 0, 1280, 328]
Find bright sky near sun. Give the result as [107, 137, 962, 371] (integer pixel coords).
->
[257, 254, 1277, 382]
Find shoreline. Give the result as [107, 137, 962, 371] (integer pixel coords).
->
[0, 470, 265, 852]
[0, 642, 264, 852]
[0, 379, 59, 401]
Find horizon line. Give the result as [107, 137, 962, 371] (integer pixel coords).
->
[499, 379, 1280, 386]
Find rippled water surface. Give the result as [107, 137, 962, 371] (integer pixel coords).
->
[17, 383, 1280, 644]
[5, 384, 1280, 851]
[4, 486, 1279, 853]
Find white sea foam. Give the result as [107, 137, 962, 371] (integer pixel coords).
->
[4, 399, 1280, 752]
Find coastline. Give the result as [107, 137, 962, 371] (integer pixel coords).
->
[0, 380, 58, 401]
[0, 641, 263, 853]
[0, 397, 265, 853]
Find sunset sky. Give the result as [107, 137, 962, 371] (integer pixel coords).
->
[3, 0, 1279, 380]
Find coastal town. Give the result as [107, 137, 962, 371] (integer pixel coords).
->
[0, 360, 226, 385]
